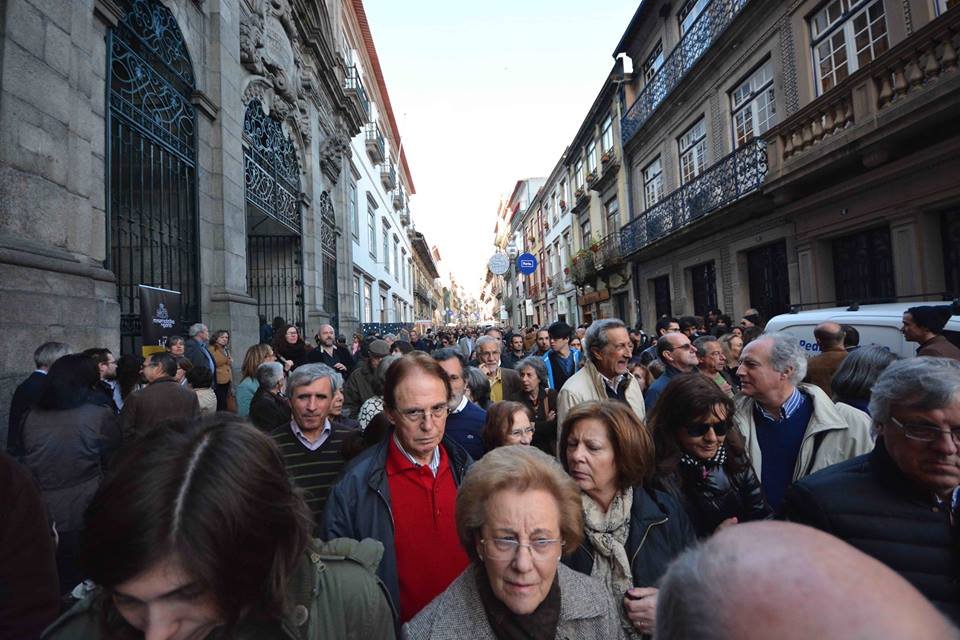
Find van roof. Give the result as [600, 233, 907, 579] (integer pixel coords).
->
[774, 302, 958, 318]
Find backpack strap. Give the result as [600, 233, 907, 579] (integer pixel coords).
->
[804, 430, 829, 477]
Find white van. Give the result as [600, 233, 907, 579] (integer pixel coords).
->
[764, 303, 960, 359]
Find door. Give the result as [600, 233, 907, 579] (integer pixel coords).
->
[747, 240, 790, 320]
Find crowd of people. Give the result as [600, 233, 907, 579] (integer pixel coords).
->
[2, 304, 960, 639]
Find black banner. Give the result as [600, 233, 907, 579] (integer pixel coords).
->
[138, 285, 182, 357]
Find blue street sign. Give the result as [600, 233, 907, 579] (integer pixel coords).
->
[517, 252, 538, 276]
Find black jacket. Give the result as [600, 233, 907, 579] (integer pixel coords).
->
[564, 486, 696, 589]
[660, 455, 772, 537]
[6, 371, 46, 458]
[320, 433, 472, 616]
[782, 439, 960, 623]
[307, 345, 355, 375]
[249, 388, 291, 433]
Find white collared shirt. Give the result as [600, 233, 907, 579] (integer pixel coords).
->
[393, 433, 440, 476]
[600, 372, 626, 395]
[290, 417, 332, 452]
[451, 395, 469, 414]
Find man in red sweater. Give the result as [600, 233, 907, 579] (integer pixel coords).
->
[322, 353, 472, 623]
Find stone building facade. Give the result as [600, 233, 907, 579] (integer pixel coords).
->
[0, 0, 381, 442]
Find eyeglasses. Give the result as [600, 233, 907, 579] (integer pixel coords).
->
[888, 416, 960, 444]
[666, 344, 697, 352]
[397, 403, 450, 424]
[508, 426, 536, 439]
[685, 421, 731, 438]
[480, 537, 564, 561]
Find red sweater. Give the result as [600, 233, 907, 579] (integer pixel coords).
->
[386, 439, 469, 622]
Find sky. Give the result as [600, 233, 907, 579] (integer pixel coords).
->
[363, 0, 639, 299]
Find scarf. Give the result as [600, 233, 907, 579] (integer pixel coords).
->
[474, 564, 561, 640]
[581, 490, 639, 638]
[679, 444, 727, 472]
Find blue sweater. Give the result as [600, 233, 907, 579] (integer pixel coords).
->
[754, 394, 815, 512]
[444, 400, 486, 460]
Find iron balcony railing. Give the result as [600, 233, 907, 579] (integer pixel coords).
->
[381, 162, 397, 190]
[393, 189, 406, 211]
[621, 138, 767, 256]
[365, 123, 385, 163]
[344, 66, 370, 117]
[621, 0, 750, 144]
[594, 231, 624, 272]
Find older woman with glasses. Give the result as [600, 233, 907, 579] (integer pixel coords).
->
[561, 400, 695, 638]
[404, 445, 624, 639]
[481, 401, 535, 450]
[649, 374, 771, 538]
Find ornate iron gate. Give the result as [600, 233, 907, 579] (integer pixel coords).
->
[319, 191, 339, 333]
[690, 261, 717, 317]
[833, 227, 895, 306]
[942, 210, 960, 299]
[108, 0, 199, 355]
[243, 100, 304, 332]
[747, 240, 790, 320]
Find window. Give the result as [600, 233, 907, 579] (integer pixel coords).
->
[731, 59, 777, 147]
[811, 0, 888, 94]
[380, 293, 388, 323]
[605, 198, 620, 235]
[678, 118, 707, 185]
[551, 192, 559, 223]
[364, 281, 373, 322]
[353, 275, 362, 321]
[562, 232, 570, 267]
[401, 250, 407, 288]
[349, 182, 359, 239]
[643, 41, 664, 82]
[679, 0, 709, 35]
[580, 218, 591, 247]
[575, 158, 585, 188]
[601, 115, 614, 153]
[937, 0, 960, 16]
[393, 237, 399, 278]
[586, 141, 598, 175]
[642, 157, 664, 208]
[367, 202, 377, 259]
[560, 179, 568, 204]
[382, 221, 390, 273]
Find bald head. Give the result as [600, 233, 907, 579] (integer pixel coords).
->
[318, 324, 335, 347]
[657, 521, 957, 640]
[814, 322, 845, 350]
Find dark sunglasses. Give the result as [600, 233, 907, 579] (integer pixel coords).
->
[685, 421, 731, 438]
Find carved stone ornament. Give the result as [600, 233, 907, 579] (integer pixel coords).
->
[318, 131, 351, 181]
[240, 0, 311, 141]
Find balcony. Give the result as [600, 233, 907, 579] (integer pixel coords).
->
[594, 231, 624, 273]
[399, 209, 410, 226]
[621, 0, 750, 145]
[343, 66, 369, 121]
[415, 283, 432, 302]
[365, 123, 385, 163]
[570, 251, 596, 287]
[527, 283, 540, 299]
[621, 139, 767, 256]
[393, 189, 406, 211]
[381, 162, 397, 190]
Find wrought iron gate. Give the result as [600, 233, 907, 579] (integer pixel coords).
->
[243, 100, 304, 332]
[833, 227, 895, 306]
[942, 210, 960, 299]
[690, 261, 717, 317]
[747, 240, 790, 320]
[319, 191, 339, 333]
[108, 0, 199, 355]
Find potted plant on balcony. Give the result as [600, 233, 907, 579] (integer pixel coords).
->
[586, 171, 598, 185]
[564, 266, 570, 276]
[574, 186, 585, 199]
[559, 200, 567, 210]
[601, 150, 612, 164]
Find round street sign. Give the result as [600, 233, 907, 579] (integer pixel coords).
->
[517, 252, 538, 276]
[488, 252, 509, 275]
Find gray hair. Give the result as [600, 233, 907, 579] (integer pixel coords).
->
[868, 357, 960, 425]
[655, 540, 727, 640]
[830, 346, 900, 401]
[188, 323, 208, 338]
[759, 332, 807, 385]
[374, 354, 402, 394]
[475, 335, 499, 350]
[515, 356, 547, 384]
[255, 361, 285, 391]
[693, 335, 720, 359]
[33, 341, 73, 369]
[464, 366, 491, 407]
[288, 363, 342, 395]
[583, 318, 627, 362]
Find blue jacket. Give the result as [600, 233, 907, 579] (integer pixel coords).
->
[644, 365, 683, 412]
[542, 349, 582, 390]
[184, 338, 215, 373]
[445, 401, 486, 460]
[320, 434, 472, 616]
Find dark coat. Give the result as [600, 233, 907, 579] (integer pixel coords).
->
[564, 486, 696, 589]
[917, 335, 960, 361]
[6, 371, 46, 458]
[495, 367, 524, 402]
[119, 378, 200, 443]
[183, 337, 215, 373]
[661, 455, 772, 537]
[308, 344, 356, 375]
[320, 434, 472, 615]
[782, 439, 960, 623]
[520, 387, 558, 456]
[343, 360, 377, 418]
[249, 388, 291, 433]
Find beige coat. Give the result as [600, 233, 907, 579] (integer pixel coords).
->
[556, 360, 646, 442]
[734, 383, 873, 483]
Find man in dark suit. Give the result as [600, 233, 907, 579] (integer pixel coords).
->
[6, 341, 72, 457]
[120, 351, 199, 442]
[307, 324, 354, 375]
[475, 335, 523, 402]
[184, 322, 215, 374]
[249, 361, 291, 433]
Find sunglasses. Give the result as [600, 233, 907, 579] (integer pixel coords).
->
[685, 421, 731, 438]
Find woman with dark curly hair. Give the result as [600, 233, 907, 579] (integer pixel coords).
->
[649, 373, 771, 538]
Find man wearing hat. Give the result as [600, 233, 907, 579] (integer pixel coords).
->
[343, 338, 391, 417]
[902, 306, 960, 361]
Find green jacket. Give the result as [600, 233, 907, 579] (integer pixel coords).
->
[42, 538, 397, 640]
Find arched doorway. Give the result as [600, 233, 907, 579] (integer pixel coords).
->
[243, 100, 305, 333]
[107, 0, 199, 355]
